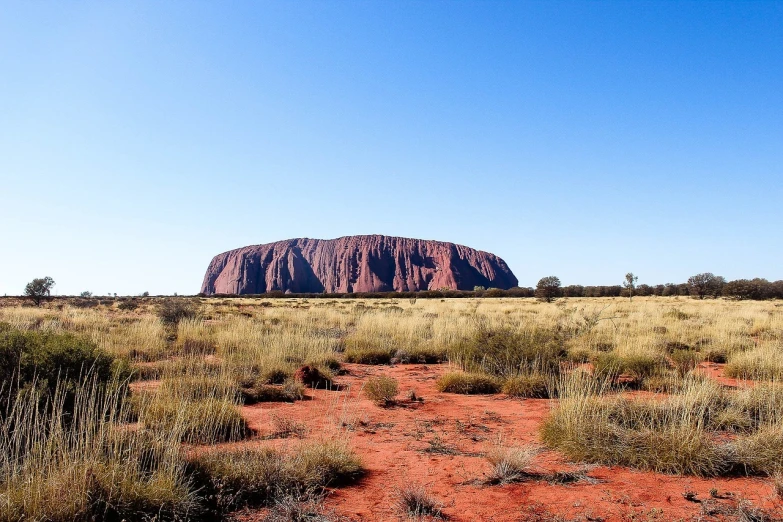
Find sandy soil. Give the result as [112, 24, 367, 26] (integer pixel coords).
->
[232, 363, 782, 521]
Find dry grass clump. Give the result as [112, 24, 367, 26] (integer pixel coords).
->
[436, 372, 501, 394]
[140, 395, 248, 443]
[188, 440, 362, 513]
[725, 345, 783, 381]
[263, 492, 339, 522]
[242, 379, 306, 403]
[364, 375, 399, 405]
[0, 378, 197, 522]
[502, 373, 550, 398]
[541, 374, 783, 477]
[343, 341, 395, 364]
[395, 484, 444, 519]
[448, 323, 564, 377]
[485, 444, 540, 484]
[593, 351, 666, 384]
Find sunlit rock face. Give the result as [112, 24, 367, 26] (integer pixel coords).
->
[200, 235, 518, 294]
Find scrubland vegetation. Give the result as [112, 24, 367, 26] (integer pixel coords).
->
[0, 294, 781, 519]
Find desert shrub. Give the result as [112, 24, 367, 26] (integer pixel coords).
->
[395, 484, 444, 519]
[363, 375, 399, 405]
[541, 375, 783, 477]
[725, 346, 783, 381]
[541, 397, 728, 475]
[485, 444, 539, 484]
[158, 375, 240, 402]
[566, 347, 592, 364]
[449, 324, 564, 378]
[263, 492, 338, 522]
[622, 353, 666, 380]
[392, 347, 446, 364]
[436, 372, 500, 394]
[293, 365, 333, 388]
[0, 378, 197, 521]
[343, 343, 395, 364]
[593, 351, 665, 384]
[243, 379, 305, 403]
[117, 299, 140, 311]
[179, 338, 216, 356]
[141, 395, 247, 443]
[665, 308, 691, 320]
[261, 365, 293, 384]
[156, 299, 199, 325]
[592, 352, 623, 380]
[0, 327, 123, 413]
[190, 439, 362, 512]
[702, 346, 729, 364]
[502, 373, 549, 398]
[670, 349, 703, 377]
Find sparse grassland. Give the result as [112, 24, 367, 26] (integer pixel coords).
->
[0, 295, 781, 519]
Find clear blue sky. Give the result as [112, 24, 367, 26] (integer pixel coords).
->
[1, 1, 781, 296]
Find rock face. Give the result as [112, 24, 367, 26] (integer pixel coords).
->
[200, 235, 518, 295]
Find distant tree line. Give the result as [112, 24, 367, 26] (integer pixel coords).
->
[11, 273, 783, 304]
[195, 273, 783, 301]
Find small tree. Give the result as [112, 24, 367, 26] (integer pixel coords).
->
[80, 291, 92, 298]
[24, 277, 55, 306]
[623, 273, 638, 302]
[687, 273, 725, 299]
[535, 276, 561, 303]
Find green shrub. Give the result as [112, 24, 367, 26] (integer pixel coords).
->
[364, 375, 399, 405]
[436, 372, 500, 394]
[0, 327, 122, 413]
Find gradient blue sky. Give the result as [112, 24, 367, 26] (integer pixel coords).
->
[1, 1, 781, 296]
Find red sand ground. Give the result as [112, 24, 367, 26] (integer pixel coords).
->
[229, 363, 782, 521]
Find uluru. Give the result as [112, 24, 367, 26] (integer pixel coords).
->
[200, 235, 518, 295]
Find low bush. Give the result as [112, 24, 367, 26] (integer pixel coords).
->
[593, 352, 665, 384]
[395, 484, 444, 519]
[392, 347, 447, 364]
[343, 345, 395, 365]
[0, 326, 124, 413]
[293, 365, 333, 389]
[243, 379, 305, 403]
[448, 325, 564, 378]
[158, 375, 240, 402]
[541, 376, 783, 477]
[0, 379, 197, 521]
[485, 444, 539, 484]
[141, 396, 248, 443]
[670, 349, 702, 377]
[363, 375, 399, 405]
[156, 299, 199, 326]
[436, 372, 500, 394]
[188, 440, 362, 513]
[502, 373, 549, 398]
[725, 346, 783, 381]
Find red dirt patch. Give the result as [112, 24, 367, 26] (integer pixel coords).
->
[231, 363, 782, 521]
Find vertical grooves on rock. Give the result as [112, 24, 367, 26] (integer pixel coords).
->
[201, 235, 517, 295]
